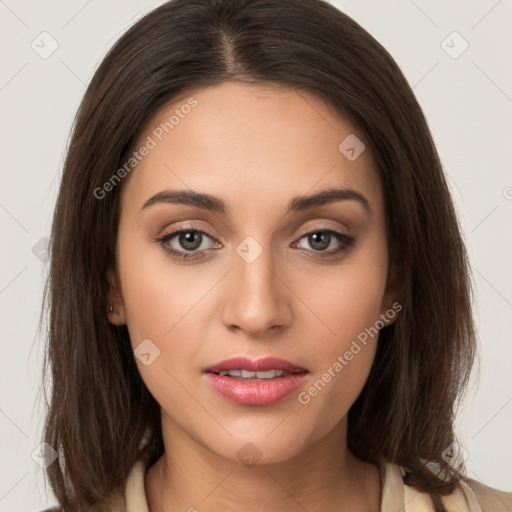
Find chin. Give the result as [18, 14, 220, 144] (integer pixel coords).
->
[198, 420, 319, 467]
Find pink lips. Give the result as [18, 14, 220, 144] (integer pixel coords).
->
[204, 356, 307, 374]
[203, 356, 308, 406]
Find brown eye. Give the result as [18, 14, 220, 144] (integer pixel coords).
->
[177, 231, 203, 251]
[293, 229, 356, 258]
[307, 232, 331, 251]
[155, 228, 220, 260]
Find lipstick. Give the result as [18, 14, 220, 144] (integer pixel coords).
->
[203, 356, 308, 406]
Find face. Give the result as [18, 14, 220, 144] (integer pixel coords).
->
[108, 82, 398, 465]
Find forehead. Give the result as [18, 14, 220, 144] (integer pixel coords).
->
[120, 82, 382, 216]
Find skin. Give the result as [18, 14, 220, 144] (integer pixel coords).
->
[107, 82, 399, 511]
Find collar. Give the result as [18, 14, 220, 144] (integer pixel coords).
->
[119, 457, 483, 512]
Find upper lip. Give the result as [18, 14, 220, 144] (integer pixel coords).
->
[204, 356, 308, 374]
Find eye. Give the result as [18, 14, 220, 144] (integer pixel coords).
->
[154, 226, 356, 262]
[292, 228, 355, 259]
[154, 228, 221, 260]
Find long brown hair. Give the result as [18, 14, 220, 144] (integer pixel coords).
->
[38, 0, 477, 510]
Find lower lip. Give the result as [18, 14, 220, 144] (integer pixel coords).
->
[204, 372, 308, 406]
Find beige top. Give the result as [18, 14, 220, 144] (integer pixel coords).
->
[107, 458, 512, 512]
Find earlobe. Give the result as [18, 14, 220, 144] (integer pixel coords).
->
[380, 299, 402, 328]
[106, 268, 127, 326]
[380, 262, 403, 326]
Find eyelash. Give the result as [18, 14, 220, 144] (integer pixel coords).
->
[154, 226, 356, 261]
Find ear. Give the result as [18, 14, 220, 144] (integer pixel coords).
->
[380, 261, 403, 327]
[106, 268, 127, 326]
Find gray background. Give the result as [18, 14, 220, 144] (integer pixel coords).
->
[0, 0, 510, 510]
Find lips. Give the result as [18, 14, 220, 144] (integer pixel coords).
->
[203, 356, 309, 406]
[204, 356, 307, 375]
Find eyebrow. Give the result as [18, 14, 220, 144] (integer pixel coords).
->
[141, 186, 371, 215]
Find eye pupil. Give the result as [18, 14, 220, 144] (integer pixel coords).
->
[309, 232, 330, 251]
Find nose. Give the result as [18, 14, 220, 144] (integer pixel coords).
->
[221, 238, 292, 338]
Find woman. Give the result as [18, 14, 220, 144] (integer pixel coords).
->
[39, 0, 511, 510]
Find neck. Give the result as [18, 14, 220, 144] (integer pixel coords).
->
[145, 412, 382, 512]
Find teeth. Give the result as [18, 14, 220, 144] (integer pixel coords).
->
[256, 369, 284, 379]
[222, 369, 242, 377]
[218, 369, 287, 379]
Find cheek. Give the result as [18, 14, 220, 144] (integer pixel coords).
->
[295, 232, 388, 352]
[294, 290, 382, 430]
[116, 238, 206, 415]
[117, 230, 202, 344]
[292, 235, 388, 414]
[116, 232, 221, 398]
[295, 279, 382, 409]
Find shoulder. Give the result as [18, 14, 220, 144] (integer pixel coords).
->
[461, 477, 512, 512]
[395, 461, 512, 512]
